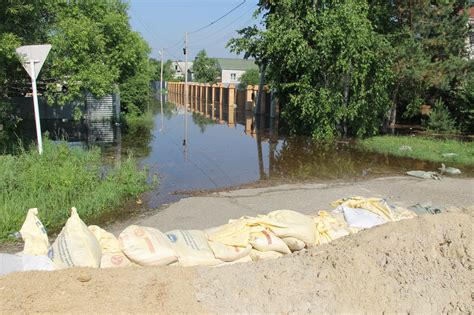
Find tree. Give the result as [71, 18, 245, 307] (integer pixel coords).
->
[192, 50, 220, 83]
[150, 59, 175, 82]
[0, 1, 155, 115]
[368, 1, 472, 132]
[239, 69, 260, 89]
[230, 0, 393, 139]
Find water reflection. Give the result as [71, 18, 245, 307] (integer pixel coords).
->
[135, 92, 473, 208]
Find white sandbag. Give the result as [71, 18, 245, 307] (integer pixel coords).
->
[166, 230, 221, 267]
[208, 241, 252, 262]
[119, 225, 177, 266]
[281, 237, 306, 251]
[0, 253, 53, 277]
[251, 210, 316, 245]
[19, 208, 49, 256]
[249, 249, 283, 261]
[215, 255, 252, 267]
[49, 208, 101, 269]
[249, 229, 291, 254]
[88, 225, 133, 268]
[332, 205, 387, 229]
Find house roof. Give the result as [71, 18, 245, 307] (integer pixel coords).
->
[216, 58, 258, 71]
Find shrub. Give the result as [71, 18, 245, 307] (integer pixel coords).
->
[424, 99, 458, 134]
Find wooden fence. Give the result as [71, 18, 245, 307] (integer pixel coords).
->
[167, 82, 278, 126]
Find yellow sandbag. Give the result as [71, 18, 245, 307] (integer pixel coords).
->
[313, 211, 351, 245]
[19, 208, 49, 256]
[282, 237, 306, 251]
[49, 207, 101, 269]
[249, 249, 283, 261]
[249, 228, 291, 254]
[206, 218, 251, 247]
[166, 230, 222, 267]
[119, 225, 177, 266]
[208, 241, 252, 262]
[250, 210, 316, 245]
[88, 225, 133, 268]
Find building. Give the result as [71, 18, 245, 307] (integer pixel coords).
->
[216, 58, 259, 84]
[171, 61, 193, 81]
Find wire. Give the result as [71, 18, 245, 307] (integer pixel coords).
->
[191, 4, 257, 42]
[189, 0, 247, 34]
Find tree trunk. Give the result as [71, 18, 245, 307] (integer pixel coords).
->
[341, 61, 352, 137]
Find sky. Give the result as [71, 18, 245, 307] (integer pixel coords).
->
[128, 0, 261, 62]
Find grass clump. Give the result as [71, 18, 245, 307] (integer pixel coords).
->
[358, 136, 474, 166]
[0, 140, 149, 241]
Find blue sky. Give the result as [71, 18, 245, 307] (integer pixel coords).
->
[128, 0, 261, 61]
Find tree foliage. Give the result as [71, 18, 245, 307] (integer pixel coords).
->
[192, 50, 220, 83]
[230, 0, 473, 137]
[239, 69, 260, 89]
[0, 0, 154, 115]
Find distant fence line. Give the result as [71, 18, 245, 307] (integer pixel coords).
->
[3, 92, 120, 122]
[167, 82, 279, 125]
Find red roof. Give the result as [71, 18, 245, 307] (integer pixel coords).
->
[458, 6, 474, 18]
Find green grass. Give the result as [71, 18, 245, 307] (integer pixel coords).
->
[358, 135, 474, 166]
[0, 140, 149, 241]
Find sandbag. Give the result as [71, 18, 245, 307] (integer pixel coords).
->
[208, 240, 252, 262]
[88, 225, 133, 268]
[331, 197, 396, 221]
[313, 211, 351, 245]
[282, 237, 306, 251]
[166, 230, 221, 267]
[249, 228, 291, 254]
[0, 253, 53, 276]
[332, 205, 386, 229]
[19, 208, 49, 256]
[119, 225, 177, 266]
[206, 219, 251, 247]
[49, 207, 101, 269]
[249, 249, 283, 261]
[250, 210, 316, 245]
[215, 255, 252, 267]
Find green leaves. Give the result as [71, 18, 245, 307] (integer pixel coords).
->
[193, 49, 220, 83]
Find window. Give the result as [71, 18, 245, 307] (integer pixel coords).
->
[230, 73, 236, 80]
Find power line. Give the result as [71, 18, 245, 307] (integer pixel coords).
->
[191, 4, 257, 42]
[189, 0, 247, 34]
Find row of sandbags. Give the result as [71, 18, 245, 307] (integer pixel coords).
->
[1, 197, 417, 273]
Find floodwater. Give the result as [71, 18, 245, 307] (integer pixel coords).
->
[11, 92, 473, 209]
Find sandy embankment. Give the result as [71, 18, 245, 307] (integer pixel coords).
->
[0, 176, 473, 313]
[0, 212, 472, 313]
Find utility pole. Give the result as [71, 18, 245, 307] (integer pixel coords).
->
[159, 48, 164, 132]
[183, 32, 188, 148]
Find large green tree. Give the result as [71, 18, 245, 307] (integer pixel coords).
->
[0, 0, 154, 115]
[231, 0, 393, 139]
[192, 50, 220, 83]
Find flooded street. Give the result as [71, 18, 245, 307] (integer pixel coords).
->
[12, 92, 473, 210]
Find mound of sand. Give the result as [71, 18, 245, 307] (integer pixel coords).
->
[0, 212, 472, 313]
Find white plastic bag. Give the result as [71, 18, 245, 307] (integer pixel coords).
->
[49, 208, 101, 269]
[282, 237, 306, 251]
[119, 225, 177, 266]
[0, 253, 53, 276]
[332, 205, 387, 229]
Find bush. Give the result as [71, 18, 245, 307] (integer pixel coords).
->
[0, 140, 149, 240]
[424, 99, 458, 134]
